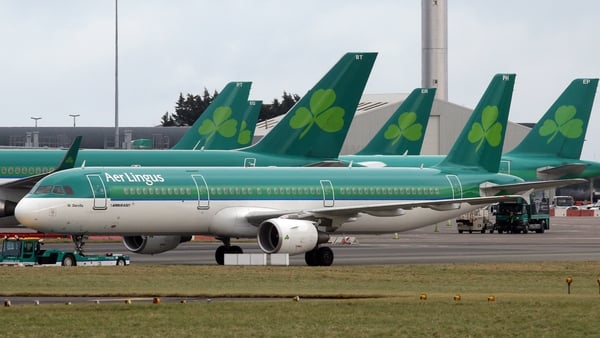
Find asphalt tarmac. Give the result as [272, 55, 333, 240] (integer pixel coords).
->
[38, 216, 600, 266]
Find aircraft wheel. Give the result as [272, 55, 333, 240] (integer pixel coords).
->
[61, 254, 76, 267]
[316, 247, 334, 266]
[305, 249, 318, 266]
[215, 246, 226, 265]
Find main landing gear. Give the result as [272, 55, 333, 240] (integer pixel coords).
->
[214, 238, 334, 266]
[304, 246, 334, 266]
[215, 237, 243, 265]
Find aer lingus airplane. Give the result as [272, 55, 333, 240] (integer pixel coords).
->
[341, 77, 600, 181]
[0, 82, 262, 227]
[353, 87, 436, 156]
[170, 81, 261, 150]
[15, 73, 585, 265]
[0, 52, 376, 222]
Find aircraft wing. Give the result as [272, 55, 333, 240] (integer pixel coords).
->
[0, 136, 82, 191]
[536, 164, 588, 180]
[245, 195, 521, 226]
[480, 178, 587, 196]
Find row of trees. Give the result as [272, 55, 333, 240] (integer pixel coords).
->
[160, 89, 300, 127]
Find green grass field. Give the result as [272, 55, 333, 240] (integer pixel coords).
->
[2, 262, 600, 337]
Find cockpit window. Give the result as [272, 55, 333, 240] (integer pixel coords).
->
[34, 185, 52, 194]
[52, 185, 65, 194]
[34, 185, 74, 195]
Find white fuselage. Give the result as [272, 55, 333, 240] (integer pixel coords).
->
[16, 196, 478, 237]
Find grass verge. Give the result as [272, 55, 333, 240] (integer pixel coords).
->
[1, 262, 600, 336]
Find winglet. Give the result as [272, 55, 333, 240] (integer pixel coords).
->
[55, 136, 82, 171]
[171, 81, 252, 150]
[506, 78, 598, 159]
[246, 52, 377, 159]
[437, 74, 516, 173]
[355, 87, 436, 155]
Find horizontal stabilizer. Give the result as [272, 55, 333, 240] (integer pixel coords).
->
[480, 178, 587, 196]
[536, 164, 588, 180]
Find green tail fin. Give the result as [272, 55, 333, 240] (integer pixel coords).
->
[506, 78, 598, 159]
[246, 52, 377, 159]
[355, 87, 436, 155]
[438, 74, 516, 173]
[56, 136, 83, 171]
[171, 81, 252, 150]
[229, 100, 261, 148]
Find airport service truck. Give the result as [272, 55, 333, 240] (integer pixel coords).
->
[0, 237, 130, 266]
[493, 193, 550, 234]
[456, 206, 495, 234]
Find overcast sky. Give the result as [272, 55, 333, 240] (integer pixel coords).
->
[1, 1, 599, 159]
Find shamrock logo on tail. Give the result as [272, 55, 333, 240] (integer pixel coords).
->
[237, 120, 252, 145]
[467, 106, 502, 152]
[538, 105, 583, 143]
[197, 107, 238, 142]
[289, 89, 345, 139]
[383, 112, 423, 145]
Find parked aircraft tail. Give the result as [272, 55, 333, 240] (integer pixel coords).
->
[171, 81, 252, 150]
[355, 87, 436, 155]
[246, 52, 377, 159]
[505, 78, 598, 159]
[437, 74, 516, 173]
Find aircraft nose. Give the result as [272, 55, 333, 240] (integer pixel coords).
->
[15, 198, 43, 230]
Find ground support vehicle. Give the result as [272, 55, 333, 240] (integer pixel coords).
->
[494, 193, 550, 234]
[456, 207, 495, 233]
[0, 237, 130, 266]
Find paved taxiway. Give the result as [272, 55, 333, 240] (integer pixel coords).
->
[44, 216, 600, 265]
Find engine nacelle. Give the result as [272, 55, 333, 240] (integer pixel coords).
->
[0, 199, 17, 217]
[122, 235, 192, 254]
[257, 219, 329, 255]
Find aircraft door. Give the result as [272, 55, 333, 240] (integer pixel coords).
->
[320, 180, 335, 207]
[86, 174, 107, 210]
[445, 175, 463, 199]
[191, 175, 210, 210]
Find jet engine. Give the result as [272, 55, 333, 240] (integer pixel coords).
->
[0, 199, 17, 217]
[257, 219, 329, 255]
[122, 235, 192, 254]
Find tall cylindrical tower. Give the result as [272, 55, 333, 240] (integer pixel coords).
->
[421, 0, 448, 101]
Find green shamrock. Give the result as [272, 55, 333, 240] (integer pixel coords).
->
[383, 112, 423, 145]
[197, 106, 238, 142]
[467, 106, 502, 152]
[237, 120, 252, 145]
[289, 89, 345, 139]
[538, 105, 583, 143]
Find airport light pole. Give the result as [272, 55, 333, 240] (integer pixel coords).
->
[69, 114, 80, 127]
[30, 117, 42, 128]
[114, 0, 120, 148]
